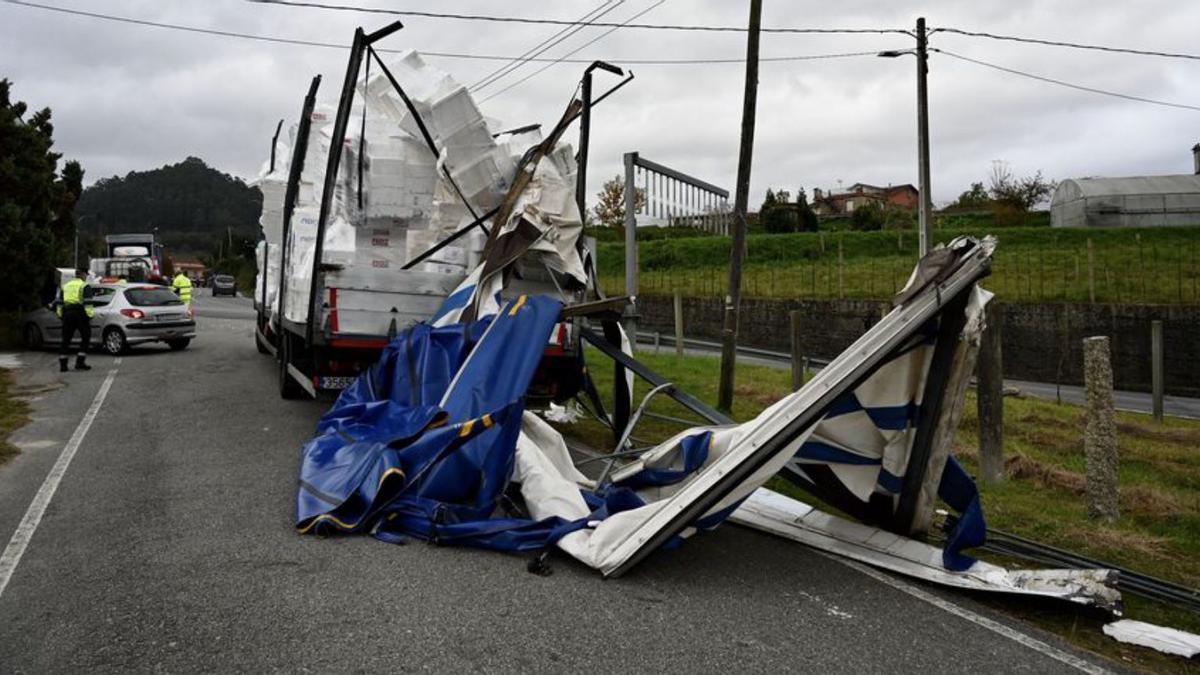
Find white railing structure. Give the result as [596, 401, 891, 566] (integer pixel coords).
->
[621, 152, 731, 338]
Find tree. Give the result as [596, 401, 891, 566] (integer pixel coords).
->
[795, 187, 819, 232]
[849, 201, 885, 231]
[759, 187, 816, 234]
[75, 156, 262, 256]
[988, 161, 1056, 211]
[592, 174, 646, 232]
[0, 79, 84, 312]
[950, 182, 990, 210]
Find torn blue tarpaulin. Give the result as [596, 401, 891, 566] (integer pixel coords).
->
[296, 294, 651, 552]
[297, 294, 570, 545]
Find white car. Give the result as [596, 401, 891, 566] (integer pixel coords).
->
[22, 284, 196, 355]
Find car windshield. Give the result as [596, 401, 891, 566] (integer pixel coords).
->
[125, 287, 184, 307]
[215, 275, 234, 283]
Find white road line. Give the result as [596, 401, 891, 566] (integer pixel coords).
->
[831, 555, 1111, 675]
[0, 361, 119, 601]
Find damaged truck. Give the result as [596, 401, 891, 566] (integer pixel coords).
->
[254, 23, 1125, 624]
[253, 23, 628, 401]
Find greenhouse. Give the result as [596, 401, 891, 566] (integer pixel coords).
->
[1051, 174, 1200, 228]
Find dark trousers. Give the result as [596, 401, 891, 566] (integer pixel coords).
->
[60, 307, 91, 356]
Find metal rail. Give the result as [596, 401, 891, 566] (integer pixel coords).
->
[634, 330, 831, 368]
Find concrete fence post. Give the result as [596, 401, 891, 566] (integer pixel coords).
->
[673, 291, 684, 357]
[977, 303, 1004, 484]
[789, 310, 803, 391]
[1083, 336, 1119, 522]
[1151, 320, 1164, 422]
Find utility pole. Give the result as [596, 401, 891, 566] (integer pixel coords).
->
[717, 0, 762, 413]
[879, 18, 933, 257]
[915, 16, 933, 257]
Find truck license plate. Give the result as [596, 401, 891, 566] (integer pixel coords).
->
[318, 376, 355, 390]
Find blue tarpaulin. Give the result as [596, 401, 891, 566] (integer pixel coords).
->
[296, 295, 653, 552]
[297, 295, 570, 546]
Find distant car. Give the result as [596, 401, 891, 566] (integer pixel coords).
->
[212, 274, 237, 297]
[22, 284, 196, 355]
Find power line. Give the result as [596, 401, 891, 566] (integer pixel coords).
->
[935, 27, 1200, 62]
[934, 49, 1200, 113]
[479, 0, 668, 104]
[470, 1, 625, 92]
[244, 0, 909, 35]
[0, 0, 886, 66]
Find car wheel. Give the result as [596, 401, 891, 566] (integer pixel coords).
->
[102, 327, 127, 355]
[166, 339, 190, 351]
[22, 323, 43, 350]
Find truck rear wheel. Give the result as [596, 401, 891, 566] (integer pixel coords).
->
[278, 335, 305, 400]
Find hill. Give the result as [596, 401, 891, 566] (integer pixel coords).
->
[76, 157, 262, 255]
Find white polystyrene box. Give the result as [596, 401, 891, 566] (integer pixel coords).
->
[450, 151, 506, 208]
[322, 214, 356, 266]
[428, 85, 484, 140]
[442, 119, 496, 160]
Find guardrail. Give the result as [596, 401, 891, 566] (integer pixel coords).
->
[633, 330, 831, 369]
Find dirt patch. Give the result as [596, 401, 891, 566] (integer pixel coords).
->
[1121, 485, 1189, 517]
[1065, 525, 1173, 559]
[1005, 454, 1087, 493]
[733, 384, 788, 408]
[1115, 420, 1200, 446]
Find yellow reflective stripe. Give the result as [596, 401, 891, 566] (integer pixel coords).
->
[380, 467, 405, 485]
[507, 295, 528, 316]
[296, 513, 358, 535]
[459, 419, 476, 437]
[296, 467, 406, 535]
[482, 414, 493, 428]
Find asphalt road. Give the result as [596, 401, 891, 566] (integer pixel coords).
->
[0, 294, 1118, 672]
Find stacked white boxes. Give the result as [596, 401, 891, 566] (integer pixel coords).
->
[259, 49, 558, 335]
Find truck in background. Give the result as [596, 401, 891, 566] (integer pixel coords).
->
[89, 233, 165, 282]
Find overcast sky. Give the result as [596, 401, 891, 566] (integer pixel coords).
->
[3, 0, 1198, 208]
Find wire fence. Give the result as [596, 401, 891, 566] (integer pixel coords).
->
[600, 234, 1200, 305]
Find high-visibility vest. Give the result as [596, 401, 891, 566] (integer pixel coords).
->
[59, 278, 95, 318]
[172, 274, 193, 303]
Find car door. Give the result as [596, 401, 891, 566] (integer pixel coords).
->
[86, 286, 118, 332]
[41, 302, 64, 343]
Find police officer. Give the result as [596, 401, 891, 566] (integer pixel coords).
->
[171, 271, 193, 305]
[58, 269, 94, 373]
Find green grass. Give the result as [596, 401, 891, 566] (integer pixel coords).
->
[0, 369, 31, 467]
[565, 348, 1200, 671]
[598, 224, 1200, 304]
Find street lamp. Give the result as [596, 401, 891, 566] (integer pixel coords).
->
[878, 16, 933, 258]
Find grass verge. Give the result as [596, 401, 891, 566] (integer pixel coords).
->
[564, 347, 1200, 671]
[598, 224, 1200, 304]
[0, 369, 31, 467]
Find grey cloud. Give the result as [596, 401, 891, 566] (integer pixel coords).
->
[2, 0, 1196, 209]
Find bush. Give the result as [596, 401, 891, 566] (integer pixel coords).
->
[849, 202, 885, 231]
